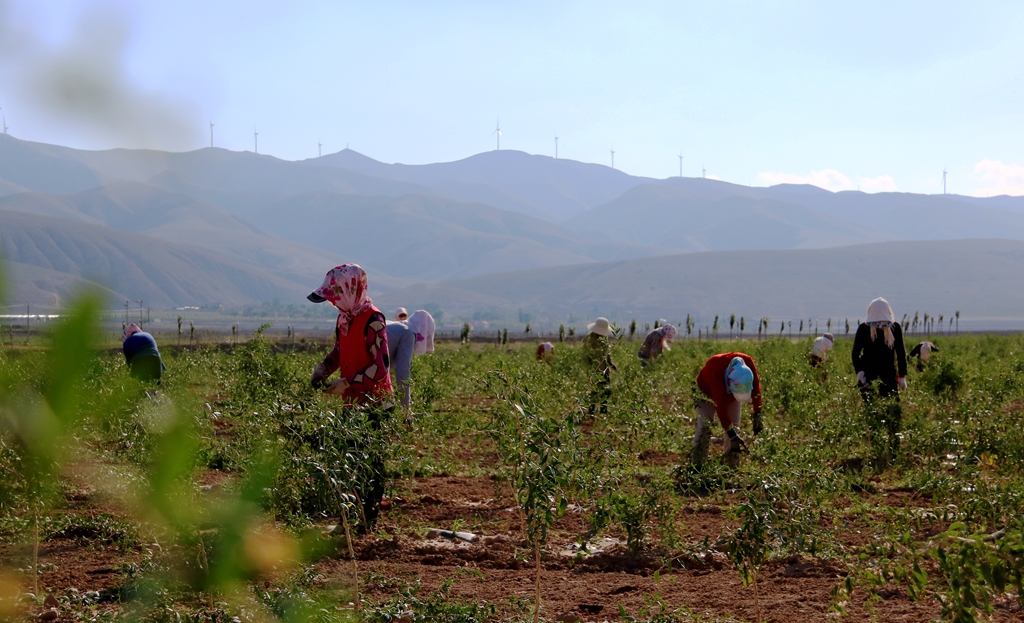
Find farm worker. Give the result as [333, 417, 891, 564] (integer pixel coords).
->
[121, 323, 166, 383]
[306, 264, 393, 530]
[407, 310, 436, 356]
[690, 353, 763, 468]
[637, 324, 676, 367]
[386, 319, 416, 408]
[909, 341, 939, 372]
[385, 309, 437, 408]
[809, 333, 834, 367]
[852, 297, 907, 458]
[536, 342, 554, 361]
[583, 317, 617, 415]
[394, 307, 409, 321]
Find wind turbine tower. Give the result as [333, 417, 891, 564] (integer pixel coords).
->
[254, 130, 258, 154]
[678, 154, 684, 177]
[554, 136, 558, 159]
[492, 119, 501, 150]
[209, 122, 214, 148]
[943, 167, 947, 194]
[318, 141, 322, 158]
[610, 149, 615, 169]
[702, 166, 706, 179]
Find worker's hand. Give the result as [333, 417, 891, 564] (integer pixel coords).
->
[726, 428, 748, 454]
[752, 411, 764, 435]
[898, 376, 908, 390]
[325, 378, 350, 395]
[310, 362, 328, 389]
[856, 371, 867, 387]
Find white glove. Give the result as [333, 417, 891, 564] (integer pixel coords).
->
[856, 371, 867, 386]
[325, 378, 350, 395]
[898, 377, 908, 390]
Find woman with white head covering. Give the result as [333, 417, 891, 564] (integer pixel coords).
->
[809, 333, 834, 368]
[909, 341, 939, 372]
[583, 317, 617, 415]
[852, 297, 907, 457]
[638, 324, 676, 367]
[386, 309, 436, 408]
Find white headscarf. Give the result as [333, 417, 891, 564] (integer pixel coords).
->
[408, 310, 435, 355]
[865, 297, 895, 348]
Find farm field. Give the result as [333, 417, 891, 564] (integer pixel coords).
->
[2, 303, 1024, 622]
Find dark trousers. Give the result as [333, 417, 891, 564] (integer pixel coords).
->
[860, 382, 902, 456]
[357, 405, 392, 531]
[589, 372, 611, 415]
[129, 355, 163, 383]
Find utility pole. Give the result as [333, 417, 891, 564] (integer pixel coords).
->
[138, 300, 143, 324]
[124, 299, 129, 324]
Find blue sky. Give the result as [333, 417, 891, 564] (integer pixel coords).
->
[2, 1, 1023, 195]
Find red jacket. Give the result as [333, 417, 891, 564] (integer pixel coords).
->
[696, 352, 763, 429]
[322, 306, 393, 404]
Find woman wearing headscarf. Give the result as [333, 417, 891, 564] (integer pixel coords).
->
[852, 297, 907, 458]
[122, 323, 166, 383]
[385, 309, 435, 408]
[637, 324, 676, 367]
[909, 341, 938, 372]
[536, 342, 554, 362]
[809, 333, 834, 368]
[307, 264, 393, 404]
[690, 353, 763, 467]
[307, 264, 393, 531]
[583, 317, 617, 415]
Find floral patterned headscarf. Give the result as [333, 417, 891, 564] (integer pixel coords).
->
[310, 264, 373, 336]
[122, 323, 141, 342]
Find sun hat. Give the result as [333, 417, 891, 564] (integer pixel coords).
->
[587, 317, 614, 337]
[395, 307, 409, 321]
[725, 356, 754, 401]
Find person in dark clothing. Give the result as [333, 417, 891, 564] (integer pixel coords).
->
[909, 341, 938, 372]
[122, 324, 166, 383]
[582, 317, 617, 415]
[851, 298, 907, 459]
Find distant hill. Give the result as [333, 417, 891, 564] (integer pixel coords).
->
[375, 239, 1024, 329]
[0, 210, 317, 308]
[308, 149, 650, 221]
[564, 178, 1024, 250]
[245, 191, 674, 281]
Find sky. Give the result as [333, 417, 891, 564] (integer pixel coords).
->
[1, 1, 1023, 196]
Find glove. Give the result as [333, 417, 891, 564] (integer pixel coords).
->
[856, 371, 867, 387]
[752, 411, 764, 435]
[325, 378, 350, 395]
[310, 362, 328, 389]
[726, 428, 748, 454]
[898, 376, 908, 390]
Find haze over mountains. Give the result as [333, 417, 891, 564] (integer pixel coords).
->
[1, 133, 1022, 325]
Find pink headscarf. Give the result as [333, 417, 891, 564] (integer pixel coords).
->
[123, 323, 141, 341]
[311, 264, 373, 336]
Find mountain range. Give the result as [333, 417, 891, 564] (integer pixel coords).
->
[0, 133, 1021, 325]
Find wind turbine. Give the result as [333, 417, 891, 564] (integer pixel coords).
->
[610, 149, 615, 169]
[318, 141, 322, 158]
[943, 167, 947, 194]
[209, 122, 214, 148]
[492, 119, 501, 150]
[554, 136, 558, 159]
[677, 153, 684, 177]
[254, 130, 258, 154]
[702, 166, 706, 179]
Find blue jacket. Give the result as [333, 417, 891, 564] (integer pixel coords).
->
[123, 332, 163, 366]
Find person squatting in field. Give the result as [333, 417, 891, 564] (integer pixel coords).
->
[307, 264, 393, 531]
[122, 323, 166, 383]
[637, 324, 676, 367]
[690, 353, 764, 468]
[852, 297, 908, 459]
[386, 309, 436, 408]
[809, 332, 834, 367]
[583, 317, 617, 415]
[536, 342, 554, 362]
[909, 341, 939, 372]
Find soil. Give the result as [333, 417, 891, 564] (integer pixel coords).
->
[7, 474, 1024, 622]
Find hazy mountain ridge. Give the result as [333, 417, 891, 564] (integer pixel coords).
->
[376, 239, 1024, 327]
